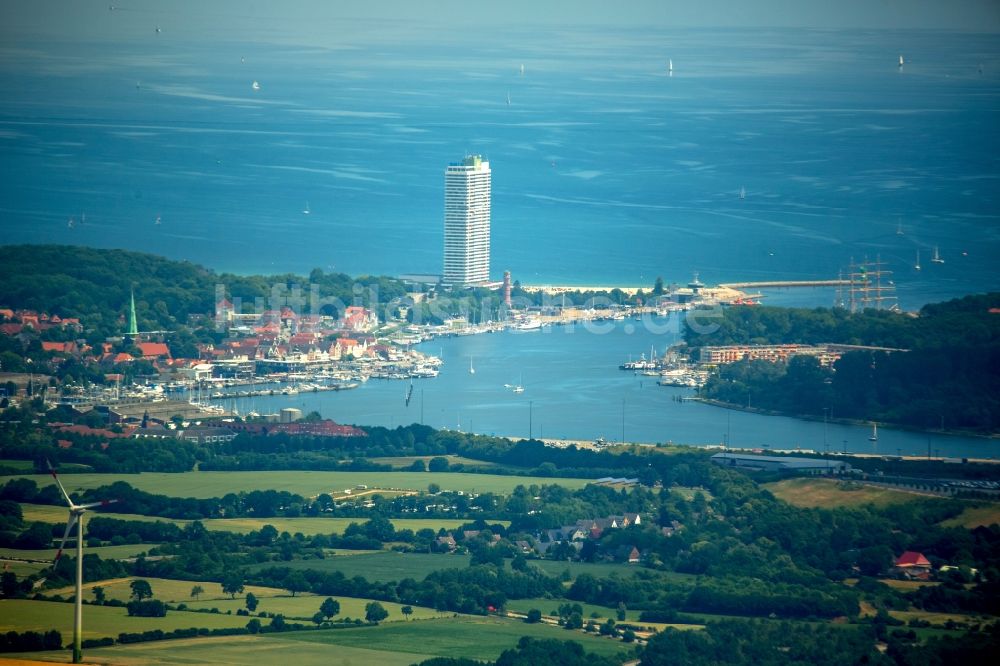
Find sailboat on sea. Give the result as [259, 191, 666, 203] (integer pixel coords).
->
[869, 423, 879, 442]
[469, 357, 475, 375]
[668, 59, 673, 76]
[505, 90, 511, 107]
[931, 246, 944, 264]
[896, 221, 904, 235]
[510, 372, 524, 393]
[251, 80, 261, 91]
[914, 250, 921, 271]
[898, 55, 904, 68]
[302, 202, 311, 215]
[739, 186, 746, 200]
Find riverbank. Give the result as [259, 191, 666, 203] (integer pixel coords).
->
[693, 397, 1000, 442]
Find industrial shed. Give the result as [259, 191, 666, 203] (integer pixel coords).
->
[711, 452, 851, 474]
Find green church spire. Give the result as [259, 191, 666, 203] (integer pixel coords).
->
[127, 288, 138, 337]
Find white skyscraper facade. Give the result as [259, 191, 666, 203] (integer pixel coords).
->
[443, 155, 491, 286]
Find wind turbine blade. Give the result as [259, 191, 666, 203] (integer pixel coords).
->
[54, 514, 78, 563]
[76, 499, 117, 510]
[46, 460, 74, 507]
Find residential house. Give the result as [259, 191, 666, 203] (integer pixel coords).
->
[177, 426, 237, 445]
[137, 342, 172, 362]
[892, 551, 932, 579]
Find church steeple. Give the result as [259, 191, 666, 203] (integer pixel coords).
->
[127, 288, 139, 338]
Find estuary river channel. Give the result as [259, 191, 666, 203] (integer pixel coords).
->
[214, 312, 996, 461]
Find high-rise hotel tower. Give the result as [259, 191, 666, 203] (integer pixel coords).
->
[443, 155, 491, 286]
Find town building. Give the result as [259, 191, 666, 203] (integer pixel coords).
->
[892, 551, 933, 579]
[443, 155, 491, 286]
[711, 452, 851, 474]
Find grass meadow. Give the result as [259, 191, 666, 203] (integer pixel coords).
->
[764, 478, 929, 509]
[279, 615, 636, 661]
[15, 469, 592, 499]
[940, 503, 1000, 529]
[182, 593, 446, 622]
[19, 502, 501, 536]
[0, 543, 156, 562]
[0, 599, 249, 641]
[46, 577, 290, 603]
[369, 454, 503, 469]
[247, 551, 473, 582]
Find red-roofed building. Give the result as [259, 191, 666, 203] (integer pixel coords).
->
[42, 341, 80, 355]
[342, 306, 377, 332]
[892, 551, 932, 579]
[137, 342, 171, 360]
[289, 332, 319, 349]
[0, 323, 23, 336]
[223, 420, 366, 438]
[50, 423, 133, 439]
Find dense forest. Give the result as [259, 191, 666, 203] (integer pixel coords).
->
[687, 294, 1000, 431]
[0, 245, 409, 340]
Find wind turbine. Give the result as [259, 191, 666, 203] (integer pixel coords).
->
[49, 462, 116, 664]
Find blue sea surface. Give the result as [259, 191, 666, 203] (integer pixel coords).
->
[0, 26, 998, 309]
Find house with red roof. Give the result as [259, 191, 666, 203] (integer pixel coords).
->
[892, 551, 932, 579]
[341, 306, 377, 332]
[137, 342, 172, 360]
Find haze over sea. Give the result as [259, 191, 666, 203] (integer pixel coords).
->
[1, 4, 998, 455]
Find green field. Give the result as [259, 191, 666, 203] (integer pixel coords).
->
[19, 502, 501, 536]
[21, 503, 182, 525]
[14, 469, 592, 499]
[764, 478, 930, 509]
[244, 552, 682, 586]
[47, 577, 292, 604]
[79, 634, 424, 666]
[506, 596, 644, 623]
[1, 459, 92, 472]
[0, 543, 157, 562]
[64, 634, 424, 666]
[0, 560, 48, 578]
[79, 634, 421, 666]
[0, 599, 249, 641]
[197, 516, 493, 535]
[247, 551, 472, 582]
[370, 454, 503, 469]
[5, 609, 635, 664]
[183, 593, 447, 623]
[528, 559, 674, 580]
[281, 615, 635, 661]
[941, 503, 1000, 529]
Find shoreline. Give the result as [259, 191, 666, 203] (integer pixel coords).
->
[520, 284, 647, 297]
[693, 397, 1000, 442]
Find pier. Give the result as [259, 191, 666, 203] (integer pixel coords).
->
[719, 280, 852, 289]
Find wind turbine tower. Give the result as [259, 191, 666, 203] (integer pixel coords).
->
[49, 463, 116, 663]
